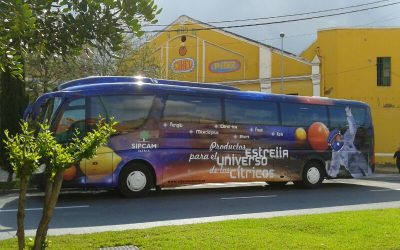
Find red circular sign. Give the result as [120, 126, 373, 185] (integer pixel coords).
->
[179, 46, 187, 56]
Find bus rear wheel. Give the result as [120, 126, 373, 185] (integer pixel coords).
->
[118, 163, 154, 198]
[299, 161, 324, 189]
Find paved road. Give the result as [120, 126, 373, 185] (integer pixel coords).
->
[1, 174, 400, 240]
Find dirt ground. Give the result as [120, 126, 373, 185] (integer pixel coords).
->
[375, 164, 399, 174]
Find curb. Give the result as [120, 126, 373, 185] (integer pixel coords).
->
[0, 188, 40, 195]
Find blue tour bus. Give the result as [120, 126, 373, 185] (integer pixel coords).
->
[28, 76, 375, 197]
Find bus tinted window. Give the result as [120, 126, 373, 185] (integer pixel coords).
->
[68, 98, 85, 107]
[163, 95, 222, 123]
[281, 103, 328, 127]
[329, 106, 367, 128]
[90, 95, 154, 132]
[55, 98, 86, 143]
[225, 99, 279, 125]
[37, 97, 63, 124]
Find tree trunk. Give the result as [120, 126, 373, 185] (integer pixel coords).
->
[17, 175, 29, 250]
[7, 168, 13, 182]
[33, 170, 64, 250]
[42, 174, 53, 214]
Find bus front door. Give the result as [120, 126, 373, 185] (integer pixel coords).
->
[84, 146, 117, 186]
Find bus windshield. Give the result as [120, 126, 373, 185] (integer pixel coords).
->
[37, 97, 62, 124]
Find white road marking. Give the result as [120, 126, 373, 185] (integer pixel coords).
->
[221, 195, 277, 200]
[0, 205, 89, 212]
[370, 189, 400, 192]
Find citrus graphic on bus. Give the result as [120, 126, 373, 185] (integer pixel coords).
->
[308, 122, 329, 151]
[63, 165, 77, 181]
[295, 127, 307, 143]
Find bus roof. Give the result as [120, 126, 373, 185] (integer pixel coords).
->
[57, 76, 240, 91]
[53, 76, 369, 108]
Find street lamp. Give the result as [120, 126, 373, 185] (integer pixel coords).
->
[280, 32, 285, 94]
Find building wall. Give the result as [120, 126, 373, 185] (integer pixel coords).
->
[271, 80, 313, 96]
[271, 51, 312, 78]
[301, 28, 400, 163]
[146, 16, 313, 95]
[149, 18, 261, 83]
[231, 83, 261, 91]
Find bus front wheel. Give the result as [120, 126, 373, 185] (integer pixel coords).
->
[118, 163, 154, 198]
[300, 161, 324, 189]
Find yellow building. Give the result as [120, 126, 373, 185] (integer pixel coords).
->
[301, 28, 400, 163]
[146, 17, 398, 163]
[147, 15, 316, 95]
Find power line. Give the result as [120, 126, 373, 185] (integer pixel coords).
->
[143, 0, 392, 27]
[141, 1, 400, 33]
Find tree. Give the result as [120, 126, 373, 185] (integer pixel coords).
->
[116, 36, 168, 78]
[0, 68, 28, 181]
[0, 0, 161, 178]
[24, 35, 167, 102]
[3, 122, 41, 249]
[24, 54, 88, 101]
[4, 119, 116, 249]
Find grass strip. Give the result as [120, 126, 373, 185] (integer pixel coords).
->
[1, 208, 400, 249]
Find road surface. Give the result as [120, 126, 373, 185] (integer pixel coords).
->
[1, 174, 399, 240]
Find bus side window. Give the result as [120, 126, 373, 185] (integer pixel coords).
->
[329, 106, 367, 128]
[281, 103, 328, 127]
[328, 107, 347, 129]
[162, 95, 222, 123]
[350, 107, 367, 127]
[88, 96, 109, 131]
[224, 99, 279, 125]
[55, 98, 86, 143]
[89, 95, 155, 133]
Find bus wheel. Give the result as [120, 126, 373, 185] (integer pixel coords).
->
[301, 161, 324, 189]
[118, 163, 154, 198]
[266, 181, 288, 188]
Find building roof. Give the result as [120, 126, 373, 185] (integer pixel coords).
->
[148, 15, 304, 59]
[318, 26, 400, 32]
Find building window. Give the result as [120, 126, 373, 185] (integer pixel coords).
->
[377, 57, 391, 86]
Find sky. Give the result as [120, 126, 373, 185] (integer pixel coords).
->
[148, 0, 400, 54]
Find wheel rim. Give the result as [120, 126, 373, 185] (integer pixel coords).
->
[307, 167, 321, 185]
[126, 171, 147, 192]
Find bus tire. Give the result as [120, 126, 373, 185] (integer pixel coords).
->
[292, 181, 303, 187]
[301, 161, 324, 189]
[266, 181, 288, 188]
[118, 163, 154, 198]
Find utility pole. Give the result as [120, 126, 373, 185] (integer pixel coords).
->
[280, 32, 285, 94]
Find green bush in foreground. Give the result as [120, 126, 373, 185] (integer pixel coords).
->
[1, 208, 400, 249]
[3, 120, 115, 249]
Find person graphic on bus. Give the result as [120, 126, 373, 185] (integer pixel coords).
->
[326, 107, 371, 178]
